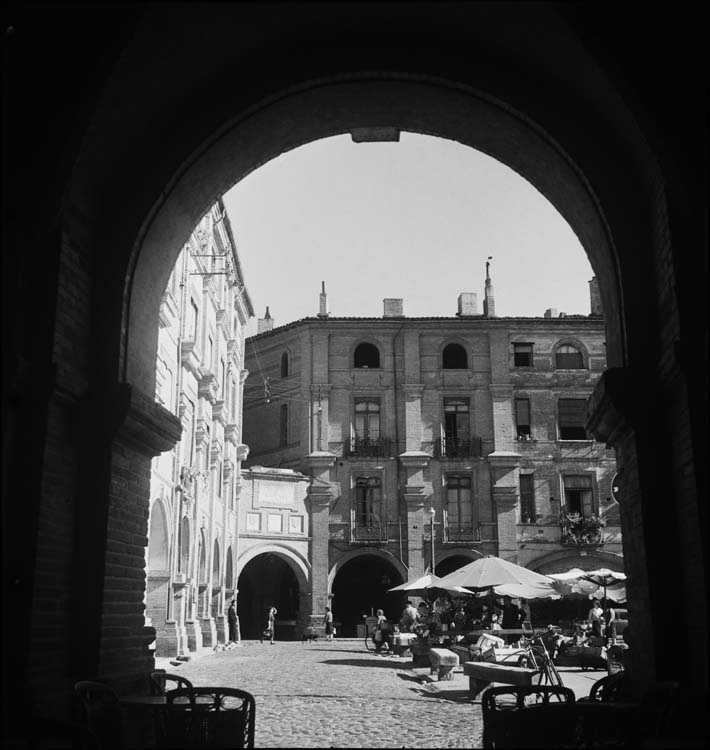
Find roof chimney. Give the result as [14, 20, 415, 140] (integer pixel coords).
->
[483, 257, 496, 317]
[318, 281, 329, 318]
[544, 308, 558, 318]
[588, 276, 603, 316]
[457, 293, 478, 316]
[383, 298, 404, 318]
[257, 306, 274, 334]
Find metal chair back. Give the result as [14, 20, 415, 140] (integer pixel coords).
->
[74, 680, 124, 750]
[159, 687, 255, 748]
[149, 670, 194, 696]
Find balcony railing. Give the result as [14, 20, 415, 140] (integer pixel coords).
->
[560, 513, 605, 545]
[351, 522, 389, 542]
[344, 437, 392, 458]
[434, 436, 483, 459]
[443, 521, 497, 543]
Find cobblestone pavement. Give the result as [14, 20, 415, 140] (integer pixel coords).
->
[157, 639, 482, 748]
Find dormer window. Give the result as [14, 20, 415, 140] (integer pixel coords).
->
[442, 343, 468, 369]
[354, 342, 380, 368]
[555, 344, 584, 369]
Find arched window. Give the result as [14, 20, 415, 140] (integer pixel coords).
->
[353, 342, 380, 368]
[555, 344, 584, 369]
[147, 501, 169, 573]
[442, 343, 468, 369]
[280, 351, 289, 377]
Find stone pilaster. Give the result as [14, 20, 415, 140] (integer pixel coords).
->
[303, 452, 337, 632]
[489, 383, 515, 452]
[488, 451, 521, 561]
[402, 384, 425, 452]
[310, 384, 332, 452]
[399, 451, 431, 578]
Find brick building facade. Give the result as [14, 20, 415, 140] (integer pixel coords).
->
[240, 281, 622, 637]
[146, 200, 254, 656]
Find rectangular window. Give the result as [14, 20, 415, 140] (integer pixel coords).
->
[558, 398, 588, 439]
[515, 398, 531, 438]
[216, 462, 222, 497]
[354, 399, 381, 441]
[444, 398, 470, 442]
[520, 473, 536, 523]
[563, 475, 594, 516]
[355, 476, 382, 527]
[230, 378, 237, 420]
[280, 404, 288, 446]
[220, 358, 226, 397]
[188, 299, 198, 341]
[446, 475, 474, 530]
[513, 343, 533, 367]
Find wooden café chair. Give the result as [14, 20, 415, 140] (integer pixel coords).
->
[149, 670, 195, 696]
[74, 680, 125, 750]
[157, 687, 255, 748]
[481, 684, 576, 749]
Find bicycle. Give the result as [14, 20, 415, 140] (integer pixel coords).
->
[498, 634, 564, 688]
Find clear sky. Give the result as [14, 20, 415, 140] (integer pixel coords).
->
[223, 133, 594, 337]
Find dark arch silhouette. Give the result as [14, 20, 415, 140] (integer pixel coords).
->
[442, 343, 468, 369]
[353, 342, 380, 369]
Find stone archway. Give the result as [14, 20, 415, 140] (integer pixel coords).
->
[7, 8, 704, 734]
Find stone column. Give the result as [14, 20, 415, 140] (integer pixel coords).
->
[586, 367, 655, 694]
[488, 451, 521, 561]
[399, 451, 431, 579]
[303, 452, 337, 634]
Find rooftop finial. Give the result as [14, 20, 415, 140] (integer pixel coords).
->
[264, 306, 271, 319]
[486, 256, 492, 281]
[318, 281, 329, 318]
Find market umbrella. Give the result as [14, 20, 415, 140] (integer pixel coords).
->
[494, 580, 561, 600]
[386, 572, 443, 597]
[548, 567, 626, 605]
[387, 572, 470, 599]
[437, 555, 555, 591]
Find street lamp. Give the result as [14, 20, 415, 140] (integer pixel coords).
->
[427, 506, 436, 575]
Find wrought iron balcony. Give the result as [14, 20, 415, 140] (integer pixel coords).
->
[434, 436, 483, 459]
[351, 521, 389, 542]
[443, 521, 497, 543]
[344, 436, 392, 458]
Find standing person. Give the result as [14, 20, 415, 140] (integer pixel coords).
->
[587, 599, 604, 639]
[323, 606, 334, 641]
[227, 599, 238, 643]
[501, 597, 526, 644]
[401, 600, 418, 632]
[603, 603, 616, 644]
[374, 608, 390, 653]
[261, 605, 277, 645]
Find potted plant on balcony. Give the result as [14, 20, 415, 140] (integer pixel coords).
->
[562, 512, 606, 544]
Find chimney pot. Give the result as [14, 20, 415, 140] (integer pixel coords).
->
[383, 298, 404, 318]
[457, 293, 478, 316]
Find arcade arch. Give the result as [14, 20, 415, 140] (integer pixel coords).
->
[329, 550, 407, 636]
[106, 72, 699, 711]
[237, 549, 306, 640]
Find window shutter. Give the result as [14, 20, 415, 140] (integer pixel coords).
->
[558, 399, 587, 426]
[515, 398, 531, 425]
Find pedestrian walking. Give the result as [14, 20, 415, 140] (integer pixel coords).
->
[374, 608, 390, 653]
[227, 598, 238, 643]
[587, 599, 604, 639]
[323, 606, 334, 641]
[261, 605, 277, 644]
[603, 603, 617, 644]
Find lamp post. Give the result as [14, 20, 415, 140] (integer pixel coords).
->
[427, 506, 436, 575]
